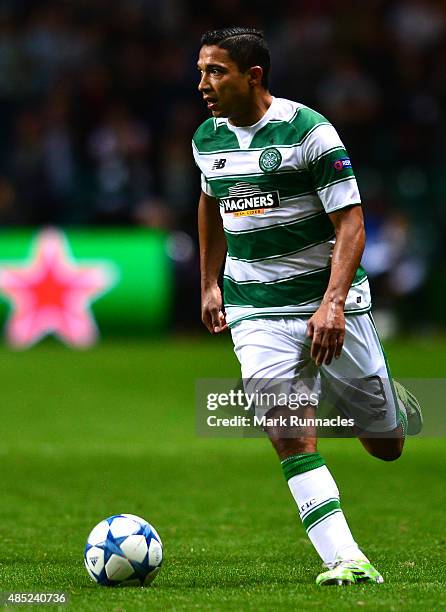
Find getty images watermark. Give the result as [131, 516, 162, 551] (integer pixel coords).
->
[196, 379, 357, 438]
[206, 388, 319, 411]
[205, 388, 353, 429]
[196, 378, 446, 438]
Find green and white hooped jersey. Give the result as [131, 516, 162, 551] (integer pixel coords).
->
[192, 97, 371, 327]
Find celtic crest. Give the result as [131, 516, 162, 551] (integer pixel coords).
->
[259, 147, 282, 173]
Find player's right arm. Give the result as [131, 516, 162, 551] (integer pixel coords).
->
[198, 190, 228, 334]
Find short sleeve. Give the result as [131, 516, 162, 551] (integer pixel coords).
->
[201, 174, 215, 197]
[302, 123, 361, 213]
[192, 138, 215, 197]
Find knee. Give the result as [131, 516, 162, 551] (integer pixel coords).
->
[371, 448, 402, 462]
[360, 436, 404, 462]
[370, 441, 404, 462]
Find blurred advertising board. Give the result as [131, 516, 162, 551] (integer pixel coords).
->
[0, 227, 172, 348]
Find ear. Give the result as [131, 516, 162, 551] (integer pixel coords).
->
[247, 66, 264, 88]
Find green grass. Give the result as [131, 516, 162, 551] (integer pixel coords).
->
[0, 335, 445, 610]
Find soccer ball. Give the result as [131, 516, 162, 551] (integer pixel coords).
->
[84, 513, 163, 586]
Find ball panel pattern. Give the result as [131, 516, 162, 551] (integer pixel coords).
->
[87, 520, 109, 546]
[120, 534, 149, 563]
[148, 538, 163, 568]
[105, 554, 134, 581]
[85, 545, 105, 577]
[109, 517, 141, 538]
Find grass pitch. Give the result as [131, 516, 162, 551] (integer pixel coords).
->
[0, 335, 445, 610]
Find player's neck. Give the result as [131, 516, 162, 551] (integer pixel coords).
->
[228, 91, 273, 128]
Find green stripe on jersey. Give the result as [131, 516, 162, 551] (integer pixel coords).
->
[249, 121, 303, 149]
[209, 170, 314, 200]
[354, 265, 367, 285]
[224, 265, 368, 308]
[310, 148, 355, 190]
[193, 120, 239, 153]
[288, 106, 328, 139]
[224, 267, 331, 307]
[249, 107, 329, 149]
[249, 117, 329, 149]
[192, 107, 330, 153]
[224, 212, 334, 261]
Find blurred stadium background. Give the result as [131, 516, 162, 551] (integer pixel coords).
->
[0, 0, 444, 341]
[0, 2, 445, 609]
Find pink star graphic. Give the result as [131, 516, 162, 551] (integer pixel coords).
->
[0, 229, 117, 348]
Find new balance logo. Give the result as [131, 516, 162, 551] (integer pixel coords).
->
[212, 158, 226, 170]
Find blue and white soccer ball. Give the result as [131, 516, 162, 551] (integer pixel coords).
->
[84, 514, 163, 586]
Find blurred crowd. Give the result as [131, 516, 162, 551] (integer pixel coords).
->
[0, 0, 445, 330]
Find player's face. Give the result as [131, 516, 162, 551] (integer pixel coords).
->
[197, 46, 252, 120]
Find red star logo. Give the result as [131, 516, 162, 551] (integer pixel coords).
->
[0, 229, 117, 348]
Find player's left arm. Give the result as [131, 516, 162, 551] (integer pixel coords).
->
[307, 204, 365, 366]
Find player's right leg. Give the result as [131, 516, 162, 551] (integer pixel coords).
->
[231, 317, 382, 586]
[358, 379, 423, 460]
[365, 314, 423, 437]
[320, 312, 417, 462]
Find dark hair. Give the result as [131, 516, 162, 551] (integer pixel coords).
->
[201, 27, 270, 89]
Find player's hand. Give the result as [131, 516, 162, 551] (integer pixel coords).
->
[201, 285, 228, 334]
[306, 302, 345, 366]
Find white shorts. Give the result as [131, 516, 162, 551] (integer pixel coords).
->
[231, 313, 399, 434]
